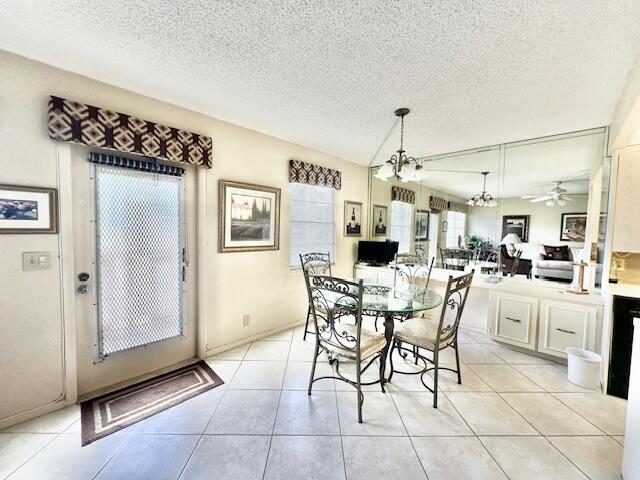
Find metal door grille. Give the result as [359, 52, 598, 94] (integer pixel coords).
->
[95, 166, 184, 357]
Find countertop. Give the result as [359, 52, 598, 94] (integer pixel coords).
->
[605, 282, 640, 299]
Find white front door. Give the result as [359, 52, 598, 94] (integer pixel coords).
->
[71, 149, 197, 396]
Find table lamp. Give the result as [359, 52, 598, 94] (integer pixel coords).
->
[501, 233, 522, 256]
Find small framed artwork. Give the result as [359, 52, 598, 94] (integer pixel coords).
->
[441, 220, 448, 233]
[219, 180, 281, 252]
[344, 201, 362, 237]
[560, 213, 587, 242]
[502, 215, 529, 242]
[415, 209, 429, 241]
[0, 184, 58, 234]
[372, 204, 387, 236]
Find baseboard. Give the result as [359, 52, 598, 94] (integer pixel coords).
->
[0, 397, 75, 430]
[205, 318, 306, 357]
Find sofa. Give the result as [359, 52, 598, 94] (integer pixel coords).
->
[513, 243, 583, 282]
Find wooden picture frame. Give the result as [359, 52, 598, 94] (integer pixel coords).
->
[372, 204, 387, 236]
[344, 200, 362, 237]
[560, 212, 587, 242]
[0, 184, 58, 234]
[501, 215, 530, 243]
[219, 180, 281, 252]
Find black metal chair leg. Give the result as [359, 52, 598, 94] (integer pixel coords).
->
[308, 340, 320, 395]
[433, 348, 439, 408]
[388, 340, 396, 382]
[454, 340, 462, 385]
[303, 304, 311, 341]
[356, 358, 363, 423]
[378, 356, 386, 393]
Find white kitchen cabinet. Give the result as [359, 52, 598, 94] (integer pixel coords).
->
[612, 149, 640, 253]
[489, 292, 539, 350]
[537, 299, 599, 358]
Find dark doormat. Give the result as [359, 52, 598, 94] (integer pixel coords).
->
[80, 360, 223, 446]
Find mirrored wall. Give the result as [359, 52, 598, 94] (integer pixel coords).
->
[368, 127, 609, 286]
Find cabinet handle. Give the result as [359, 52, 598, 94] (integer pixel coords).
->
[556, 328, 576, 335]
[506, 317, 522, 323]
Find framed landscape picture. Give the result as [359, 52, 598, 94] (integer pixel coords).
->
[0, 184, 58, 234]
[219, 180, 281, 252]
[415, 209, 429, 241]
[561, 212, 587, 242]
[344, 200, 362, 237]
[501, 215, 529, 242]
[372, 204, 387, 236]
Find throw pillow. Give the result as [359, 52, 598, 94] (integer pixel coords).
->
[543, 245, 570, 260]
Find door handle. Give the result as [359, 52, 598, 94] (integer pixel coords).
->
[78, 272, 90, 282]
[506, 317, 522, 323]
[77, 284, 90, 294]
[556, 328, 576, 335]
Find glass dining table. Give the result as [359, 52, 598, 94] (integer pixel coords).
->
[352, 278, 443, 381]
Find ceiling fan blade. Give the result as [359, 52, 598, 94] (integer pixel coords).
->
[521, 195, 540, 199]
[561, 196, 575, 202]
[530, 196, 553, 203]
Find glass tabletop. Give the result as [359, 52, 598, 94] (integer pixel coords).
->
[351, 277, 443, 314]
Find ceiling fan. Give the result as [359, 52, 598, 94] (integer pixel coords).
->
[521, 181, 575, 206]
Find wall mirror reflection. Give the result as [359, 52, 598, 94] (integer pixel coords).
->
[367, 127, 609, 288]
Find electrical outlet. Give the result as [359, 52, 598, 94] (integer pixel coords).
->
[617, 258, 626, 271]
[242, 314, 250, 327]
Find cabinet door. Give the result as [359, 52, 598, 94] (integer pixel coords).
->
[490, 292, 538, 350]
[612, 150, 640, 253]
[538, 299, 599, 358]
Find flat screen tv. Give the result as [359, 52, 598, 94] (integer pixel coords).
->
[357, 240, 398, 265]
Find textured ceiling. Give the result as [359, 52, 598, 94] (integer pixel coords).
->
[1, 1, 639, 165]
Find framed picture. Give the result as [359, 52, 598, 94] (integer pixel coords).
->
[344, 201, 362, 237]
[0, 184, 58, 234]
[415, 209, 429, 241]
[561, 212, 587, 242]
[501, 215, 530, 242]
[219, 180, 281, 252]
[372, 204, 387, 236]
[441, 220, 448, 233]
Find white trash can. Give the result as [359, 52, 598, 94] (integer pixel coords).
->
[566, 348, 602, 390]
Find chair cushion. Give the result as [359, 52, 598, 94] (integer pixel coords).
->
[393, 317, 453, 351]
[319, 324, 387, 360]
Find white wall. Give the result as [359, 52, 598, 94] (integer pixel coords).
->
[0, 50, 368, 422]
[467, 196, 589, 249]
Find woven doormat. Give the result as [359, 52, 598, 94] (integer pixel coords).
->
[80, 360, 223, 446]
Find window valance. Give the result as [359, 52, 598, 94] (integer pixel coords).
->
[429, 196, 447, 212]
[48, 96, 212, 168]
[89, 152, 184, 176]
[391, 186, 415, 204]
[289, 160, 341, 190]
[448, 201, 468, 213]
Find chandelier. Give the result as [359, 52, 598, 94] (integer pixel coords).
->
[467, 171, 498, 207]
[374, 108, 427, 183]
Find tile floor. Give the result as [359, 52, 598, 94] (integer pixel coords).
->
[0, 322, 627, 479]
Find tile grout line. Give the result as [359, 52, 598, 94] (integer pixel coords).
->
[261, 334, 293, 480]
[1, 428, 65, 480]
[176, 347, 245, 479]
[439, 389, 512, 480]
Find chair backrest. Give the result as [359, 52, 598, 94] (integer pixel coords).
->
[509, 250, 523, 277]
[393, 254, 435, 289]
[300, 252, 332, 276]
[303, 273, 364, 359]
[435, 270, 475, 347]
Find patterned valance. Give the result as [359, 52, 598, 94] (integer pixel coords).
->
[429, 196, 447, 212]
[89, 152, 184, 176]
[48, 96, 212, 168]
[289, 159, 341, 190]
[448, 201, 469, 213]
[391, 186, 415, 204]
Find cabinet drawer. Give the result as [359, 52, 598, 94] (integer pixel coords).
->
[538, 300, 599, 357]
[490, 293, 538, 349]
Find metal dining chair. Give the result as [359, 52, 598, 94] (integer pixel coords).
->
[388, 270, 475, 408]
[299, 252, 332, 340]
[304, 274, 387, 423]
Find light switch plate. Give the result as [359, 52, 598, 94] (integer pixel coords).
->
[22, 251, 51, 271]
